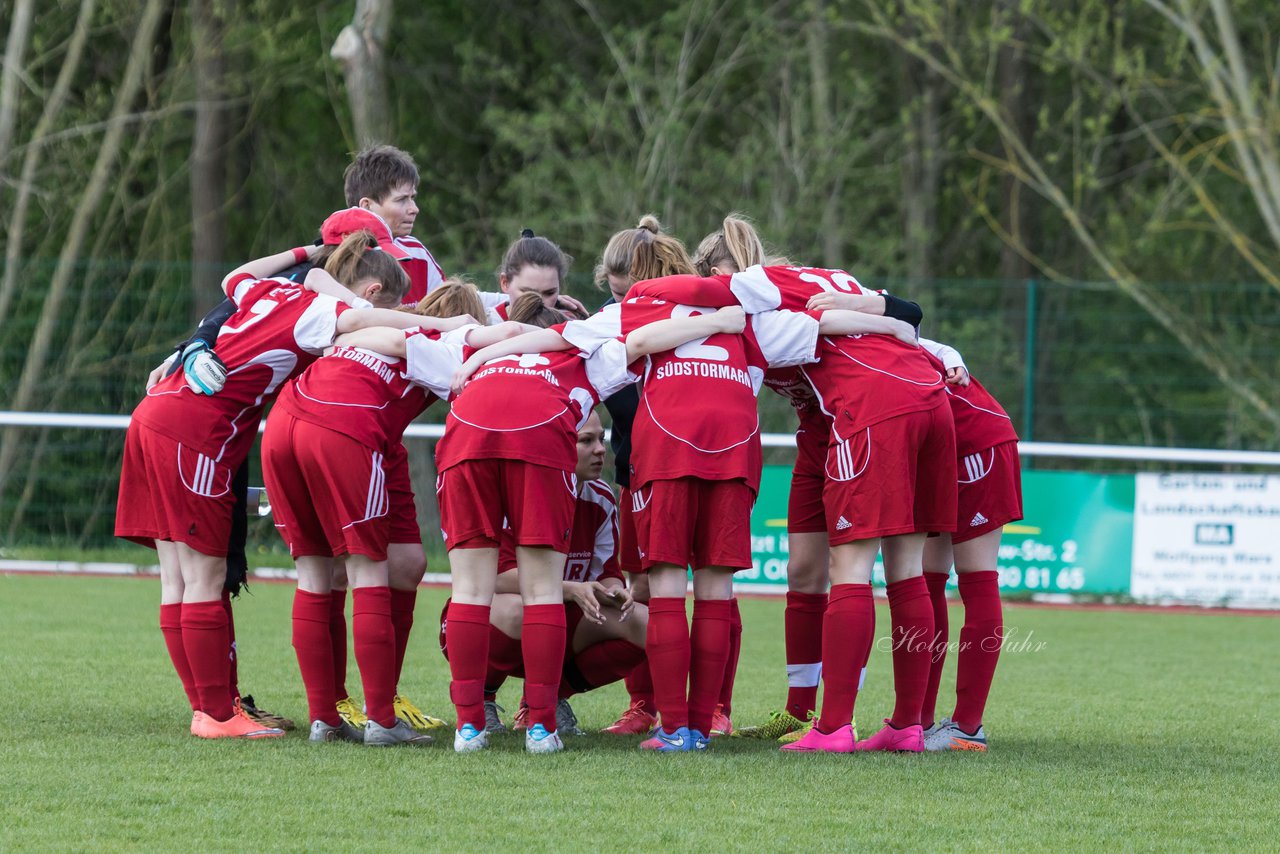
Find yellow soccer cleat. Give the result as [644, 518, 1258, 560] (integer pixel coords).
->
[734, 709, 807, 740]
[336, 696, 368, 729]
[394, 694, 449, 732]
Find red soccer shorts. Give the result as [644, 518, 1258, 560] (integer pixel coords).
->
[261, 412, 390, 560]
[617, 487, 643, 574]
[632, 477, 755, 571]
[823, 403, 958, 544]
[115, 422, 235, 556]
[787, 421, 828, 534]
[383, 441, 421, 545]
[437, 459, 575, 553]
[953, 440, 1023, 544]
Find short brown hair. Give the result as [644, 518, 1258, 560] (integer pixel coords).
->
[343, 145, 420, 206]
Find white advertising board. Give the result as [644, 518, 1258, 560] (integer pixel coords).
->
[1131, 473, 1280, 607]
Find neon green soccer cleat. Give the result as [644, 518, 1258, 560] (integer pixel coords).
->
[394, 693, 449, 732]
[336, 696, 368, 729]
[733, 710, 807, 740]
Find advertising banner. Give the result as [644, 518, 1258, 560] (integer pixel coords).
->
[739, 466, 1134, 596]
[1130, 473, 1280, 606]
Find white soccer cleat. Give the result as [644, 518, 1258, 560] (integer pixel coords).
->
[365, 718, 433, 746]
[923, 717, 988, 752]
[525, 723, 564, 754]
[454, 723, 489, 753]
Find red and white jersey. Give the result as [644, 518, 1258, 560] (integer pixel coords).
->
[435, 332, 637, 473]
[764, 365, 830, 443]
[922, 349, 1018, 456]
[396, 235, 444, 305]
[620, 295, 820, 490]
[724, 265, 948, 441]
[497, 479, 621, 583]
[485, 298, 511, 325]
[132, 273, 350, 463]
[274, 325, 470, 453]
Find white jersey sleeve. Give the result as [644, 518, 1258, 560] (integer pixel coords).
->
[752, 310, 820, 368]
[728, 266, 784, 313]
[293, 295, 346, 354]
[583, 338, 638, 399]
[560, 304, 622, 355]
[404, 327, 470, 398]
[919, 337, 967, 371]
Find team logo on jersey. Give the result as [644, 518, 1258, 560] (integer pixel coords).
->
[835, 516, 853, 531]
[970, 512, 988, 527]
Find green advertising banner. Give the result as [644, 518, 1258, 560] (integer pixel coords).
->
[737, 466, 1135, 595]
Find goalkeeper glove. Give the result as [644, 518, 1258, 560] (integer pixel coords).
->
[181, 340, 228, 395]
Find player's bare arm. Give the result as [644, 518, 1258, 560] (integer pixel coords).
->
[622, 305, 746, 361]
[815, 310, 918, 346]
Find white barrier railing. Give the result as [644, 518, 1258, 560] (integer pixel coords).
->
[2, 410, 1278, 466]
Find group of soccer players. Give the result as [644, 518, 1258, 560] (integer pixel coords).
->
[117, 144, 1021, 755]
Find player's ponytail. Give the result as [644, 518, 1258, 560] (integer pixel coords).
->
[595, 213, 678, 292]
[413, 277, 487, 325]
[693, 213, 766, 276]
[322, 230, 410, 305]
[508, 292, 567, 328]
[629, 232, 696, 283]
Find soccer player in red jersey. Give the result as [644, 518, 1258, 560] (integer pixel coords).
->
[589, 218, 704, 736]
[441, 298, 750, 754]
[675, 261, 957, 753]
[913, 345, 1021, 752]
[262, 282, 531, 746]
[483, 230, 587, 324]
[453, 413, 647, 736]
[116, 231, 466, 739]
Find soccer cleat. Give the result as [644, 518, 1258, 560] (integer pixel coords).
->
[601, 699, 659, 736]
[365, 718, 434, 746]
[734, 710, 807, 740]
[190, 700, 284, 739]
[336, 696, 368, 729]
[690, 729, 711, 751]
[779, 722, 856, 753]
[710, 704, 733, 737]
[484, 701, 509, 735]
[923, 717, 988, 752]
[556, 698, 585, 736]
[511, 699, 530, 731]
[778, 713, 857, 745]
[394, 693, 449, 732]
[639, 726, 693, 752]
[309, 719, 364, 744]
[525, 723, 564, 754]
[855, 719, 924, 752]
[453, 723, 489, 753]
[240, 694, 296, 731]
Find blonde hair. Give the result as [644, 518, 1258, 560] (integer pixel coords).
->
[594, 214, 696, 291]
[412, 277, 487, 324]
[693, 214, 766, 276]
[508, 292, 567, 328]
[321, 230, 410, 305]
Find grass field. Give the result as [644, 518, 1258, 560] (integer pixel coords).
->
[2, 572, 1278, 851]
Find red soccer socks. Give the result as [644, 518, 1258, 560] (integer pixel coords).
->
[784, 591, 827, 720]
[816, 584, 873, 734]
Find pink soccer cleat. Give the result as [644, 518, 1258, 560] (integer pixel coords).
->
[778, 723, 855, 753]
[855, 719, 924, 752]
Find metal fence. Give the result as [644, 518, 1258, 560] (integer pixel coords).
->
[1, 261, 1276, 549]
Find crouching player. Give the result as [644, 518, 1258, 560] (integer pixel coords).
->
[481, 412, 647, 736]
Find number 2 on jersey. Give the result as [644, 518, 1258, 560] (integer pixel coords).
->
[671, 305, 729, 362]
